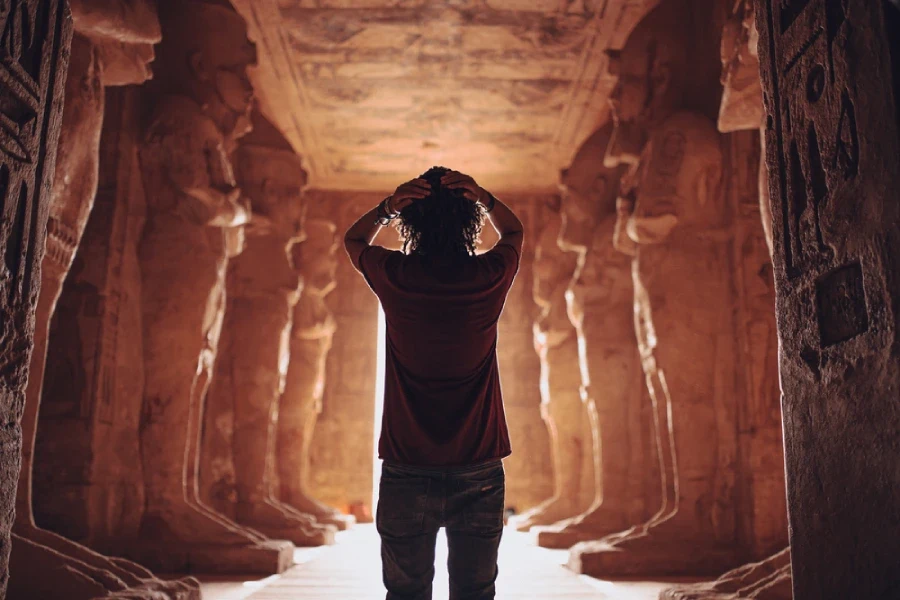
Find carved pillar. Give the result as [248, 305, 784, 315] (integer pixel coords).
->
[752, 1, 900, 597]
[507, 197, 586, 531]
[124, 1, 292, 575]
[660, 3, 790, 598]
[3, 2, 196, 598]
[200, 110, 338, 546]
[525, 125, 652, 549]
[569, 0, 743, 577]
[0, 2, 71, 596]
[277, 218, 355, 530]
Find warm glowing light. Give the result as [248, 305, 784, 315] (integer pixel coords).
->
[372, 307, 386, 513]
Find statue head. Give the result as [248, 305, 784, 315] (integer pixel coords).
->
[292, 218, 338, 297]
[570, 213, 627, 310]
[234, 111, 308, 244]
[70, 0, 162, 86]
[625, 114, 724, 246]
[154, 0, 257, 139]
[604, 0, 688, 167]
[532, 195, 577, 311]
[558, 122, 624, 253]
[718, 0, 764, 132]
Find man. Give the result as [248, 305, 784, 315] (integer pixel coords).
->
[345, 167, 524, 600]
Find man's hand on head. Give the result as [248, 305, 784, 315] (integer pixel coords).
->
[388, 178, 432, 214]
[440, 171, 490, 206]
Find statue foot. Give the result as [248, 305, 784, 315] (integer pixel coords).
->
[530, 503, 631, 548]
[658, 549, 792, 600]
[235, 500, 337, 547]
[15, 524, 200, 600]
[508, 495, 583, 532]
[567, 516, 739, 578]
[281, 492, 356, 530]
[8, 533, 200, 600]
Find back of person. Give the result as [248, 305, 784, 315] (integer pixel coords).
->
[345, 167, 524, 600]
[359, 243, 519, 467]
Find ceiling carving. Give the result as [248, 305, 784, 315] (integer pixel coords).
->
[233, 0, 655, 193]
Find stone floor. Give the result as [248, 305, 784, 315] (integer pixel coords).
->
[199, 524, 686, 600]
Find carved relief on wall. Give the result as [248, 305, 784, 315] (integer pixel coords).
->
[0, 1, 72, 597]
[568, 0, 744, 577]
[754, 1, 900, 598]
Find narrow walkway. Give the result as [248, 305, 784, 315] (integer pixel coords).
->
[201, 525, 678, 600]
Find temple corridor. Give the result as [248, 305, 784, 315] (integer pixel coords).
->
[199, 526, 680, 600]
[0, 0, 899, 599]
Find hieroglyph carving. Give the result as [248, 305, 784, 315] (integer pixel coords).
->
[0, 0, 72, 596]
[755, 1, 900, 597]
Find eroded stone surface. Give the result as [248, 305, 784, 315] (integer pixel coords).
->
[128, 1, 292, 573]
[277, 218, 355, 531]
[200, 110, 336, 547]
[0, 2, 72, 596]
[507, 197, 586, 532]
[754, 0, 900, 597]
[569, 0, 742, 576]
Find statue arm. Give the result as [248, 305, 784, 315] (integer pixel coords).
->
[612, 197, 638, 256]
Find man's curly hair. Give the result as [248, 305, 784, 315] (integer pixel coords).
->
[395, 166, 485, 257]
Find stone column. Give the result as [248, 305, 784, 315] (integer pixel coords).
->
[126, 1, 292, 575]
[277, 218, 355, 531]
[752, 1, 900, 597]
[200, 110, 337, 547]
[507, 197, 586, 531]
[526, 125, 652, 549]
[0, 2, 71, 596]
[5, 1, 196, 597]
[568, 0, 743, 576]
[660, 3, 790, 598]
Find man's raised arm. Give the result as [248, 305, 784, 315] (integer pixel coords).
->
[441, 171, 524, 257]
[344, 178, 431, 269]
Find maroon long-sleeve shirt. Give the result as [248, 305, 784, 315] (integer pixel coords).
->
[356, 243, 520, 467]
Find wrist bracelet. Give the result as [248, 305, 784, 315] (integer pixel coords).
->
[375, 196, 397, 225]
[483, 192, 497, 213]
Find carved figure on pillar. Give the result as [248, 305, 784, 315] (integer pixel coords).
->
[200, 110, 340, 546]
[277, 217, 355, 531]
[506, 197, 585, 531]
[8, 1, 201, 598]
[568, 1, 742, 577]
[660, 2, 790, 598]
[130, 1, 293, 574]
[519, 125, 649, 548]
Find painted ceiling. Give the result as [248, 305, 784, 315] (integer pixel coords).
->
[233, 0, 655, 193]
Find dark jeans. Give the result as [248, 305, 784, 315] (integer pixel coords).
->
[376, 459, 505, 600]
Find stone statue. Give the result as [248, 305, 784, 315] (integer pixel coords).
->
[507, 196, 587, 531]
[661, 2, 790, 597]
[200, 110, 340, 546]
[277, 217, 355, 531]
[517, 124, 650, 547]
[569, 1, 742, 577]
[130, 0, 292, 573]
[8, 1, 201, 597]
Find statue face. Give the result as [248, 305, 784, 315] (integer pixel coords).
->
[558, 123, 622, 251]
[608, 49, 652, 127]
[606, 49, 655, 166]
[293, 220, 338, 295]
[260, 178, 306, 242]
[718, 3, 764, 132]
[559, 173, 610, 252]
[183, 8, 258, 137]
[532, 205, 573, 308]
